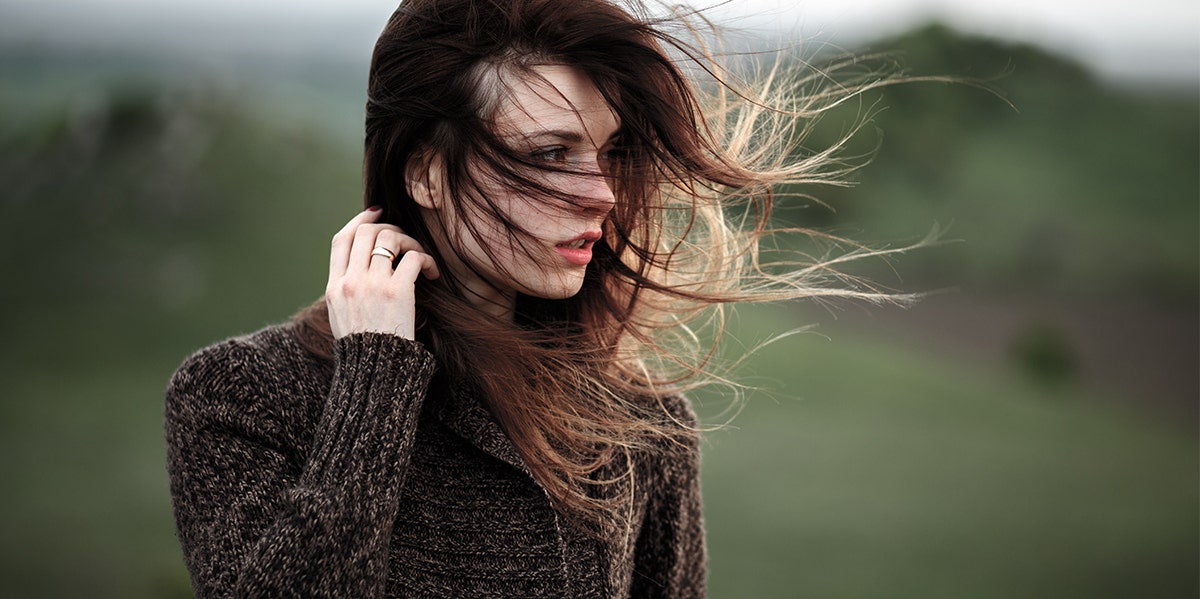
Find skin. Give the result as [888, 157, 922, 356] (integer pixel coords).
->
[327, 64, 620, 338]
[325, 207, 440, 340]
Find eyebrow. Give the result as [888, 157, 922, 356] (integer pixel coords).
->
[522, 129, 620, 145]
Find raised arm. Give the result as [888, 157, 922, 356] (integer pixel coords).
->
[165, 331, 436, 597]
[167, 205, 442, 596]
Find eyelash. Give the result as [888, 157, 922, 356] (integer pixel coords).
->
[531, 146, 569, 162]
[531, 146, 624, 166]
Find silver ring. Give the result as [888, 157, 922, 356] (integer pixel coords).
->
[370, 246, 397, 262]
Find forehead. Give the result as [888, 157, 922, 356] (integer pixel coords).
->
[493, 64, 620, 141]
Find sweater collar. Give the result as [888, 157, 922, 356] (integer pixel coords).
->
[432, 376, 532, 476]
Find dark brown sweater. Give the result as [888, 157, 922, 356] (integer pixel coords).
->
[165, 324, 706, 597]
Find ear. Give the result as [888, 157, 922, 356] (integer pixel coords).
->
[406, 152, 445, 211]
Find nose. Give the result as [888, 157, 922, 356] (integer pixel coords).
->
[574, 163, 616, 213]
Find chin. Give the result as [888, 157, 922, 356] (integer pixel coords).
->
[539, 285, 586, 301]
[524, 277, 586, 301]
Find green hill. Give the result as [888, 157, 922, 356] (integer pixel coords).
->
[800, 23, 1198, 302]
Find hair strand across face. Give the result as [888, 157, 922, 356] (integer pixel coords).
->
[294, 0, 925, 533]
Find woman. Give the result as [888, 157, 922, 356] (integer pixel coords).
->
[166, 0, 898, 596]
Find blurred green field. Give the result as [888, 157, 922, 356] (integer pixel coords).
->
[700, 306, 1196, 598]
[0, 23, 1195, 599]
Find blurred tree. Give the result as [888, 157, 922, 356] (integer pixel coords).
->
[785, 23, 1198, 302]
[0, 81, 359, 371]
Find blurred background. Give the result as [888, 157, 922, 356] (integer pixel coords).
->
[0, 0, 1195, 597]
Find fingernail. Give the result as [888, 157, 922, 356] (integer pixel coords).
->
[367, 205, 382, 212]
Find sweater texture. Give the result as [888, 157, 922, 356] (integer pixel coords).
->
[164, 323, 706, 597]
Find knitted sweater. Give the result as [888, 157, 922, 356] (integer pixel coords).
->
[164, 324, 706, 598]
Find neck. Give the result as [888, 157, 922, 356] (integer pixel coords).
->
[463, 284, 516, 322]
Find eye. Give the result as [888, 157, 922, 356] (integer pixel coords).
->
[531, 146, 568, 163]
[598, 144, 626, 173]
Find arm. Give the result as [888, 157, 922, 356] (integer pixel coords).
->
[630, 395, 707, 598]
[165, 331, 436, 598]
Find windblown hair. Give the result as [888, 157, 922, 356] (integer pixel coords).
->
[295, 0, 910, 531]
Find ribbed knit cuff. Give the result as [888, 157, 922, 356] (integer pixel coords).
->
[301, 332, 437, 493]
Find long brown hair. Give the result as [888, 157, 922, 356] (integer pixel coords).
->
[296, 0, 913, 531]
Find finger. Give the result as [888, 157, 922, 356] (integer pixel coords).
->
[370, 229, 439, 276]
[347, 222, 405, 275]
[329, 207, 382, 281]
[367, 229, 402, 272]
[393, 251, 440, 284]
[368, 245, 400, 271]
[419, 253, 440, 280]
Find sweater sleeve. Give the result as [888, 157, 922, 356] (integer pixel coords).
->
[630, 395, 708, 598]
[164, 331, 436, 598]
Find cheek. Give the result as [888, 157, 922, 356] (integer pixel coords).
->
[444, 191, 569, 276]
[447, 207, 525, 275]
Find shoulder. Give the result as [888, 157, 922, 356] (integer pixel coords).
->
[165, 323, 331, 431]
[632, 393, 702, 503]
[168, 323, 324, 398]
[166, 324, 437, 422]
[639, 393, 701, 465]
[637, 393, 700, 440]
[657, 393, 699, 429]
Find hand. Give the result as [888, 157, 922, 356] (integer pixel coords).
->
[325, 207, 440, 340]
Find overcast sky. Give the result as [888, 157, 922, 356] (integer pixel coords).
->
[3, 0, 1197, 85]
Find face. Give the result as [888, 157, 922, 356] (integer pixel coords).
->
[422, 64, 620, 317]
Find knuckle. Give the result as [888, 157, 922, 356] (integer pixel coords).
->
[353, 223, 377, 239]
[324, 280, 341, 297]
[380, 286, 402, 301]
[397, 255, 425, 275]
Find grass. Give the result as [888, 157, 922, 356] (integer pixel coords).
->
[0, 369, 190, 598]
[700, 305, 1197, 598]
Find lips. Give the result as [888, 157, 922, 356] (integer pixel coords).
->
[554, 230, 602, 266]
